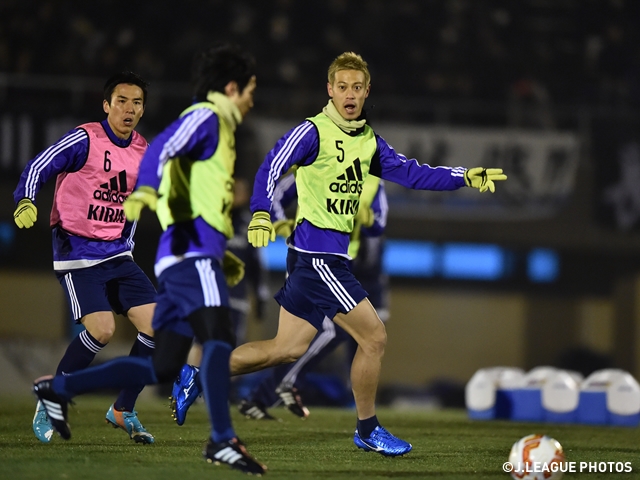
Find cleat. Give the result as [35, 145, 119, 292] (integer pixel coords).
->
[276, 385, 309, 418]
[203, 437, 266, 475]
[354, 426, 412, 457]
[32, 400, 55, 443]
[238, 400, 276, 420]
[33, 375, 71, 440]
[169, 364, 200, 426]
[105, 404, 154, 444]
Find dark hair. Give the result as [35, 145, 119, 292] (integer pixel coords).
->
[103, 71, 150, 106]
[191, 43, 256, 101]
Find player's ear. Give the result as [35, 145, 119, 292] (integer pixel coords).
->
[224, 81, 239, 97]
[327, 82, 333, 98]
[103, 99, 110, 115]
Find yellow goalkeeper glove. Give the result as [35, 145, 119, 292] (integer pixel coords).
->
[273, 218, 296, 239]
[123, 186, 158, 221]
[13, 198, 37, 229]
[464, 167, 507, 193]
[355, 206, 375, 228]
[247, 211, 276, 247]
[222, 250, 245, 287]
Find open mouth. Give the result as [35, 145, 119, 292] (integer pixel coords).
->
[123, 117, 133, 126]
[344, 103, 357, 115]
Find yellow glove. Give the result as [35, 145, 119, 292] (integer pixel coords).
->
[222, 250, 245, 287]
[123, 186, 158, 221]
[247, 211, 276, 247]
[464, 167, 507, 193]
[13, 198, 37, 229]
[355, 206, 375, 228]
[273, 219, 296, 239]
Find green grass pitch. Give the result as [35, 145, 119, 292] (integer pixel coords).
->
[1, 394, 638, 479]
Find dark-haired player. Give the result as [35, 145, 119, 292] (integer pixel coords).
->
[14, 71, 156, 444]
[32, 45, 265, 475]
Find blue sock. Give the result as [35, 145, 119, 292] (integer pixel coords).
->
[114, 332, 155, 412]
[56, 330, 105, 375]
[200, 340, 235, 443]
[54, 356, 157, 400]
[357, 415, 380, 438]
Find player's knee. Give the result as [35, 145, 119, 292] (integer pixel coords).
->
[84, 323, 115, 343]
[359, 327, 386, 357]
[126, 303, 155, 335]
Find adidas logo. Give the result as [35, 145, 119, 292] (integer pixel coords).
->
[100, 170, 128, 192]
[329, 158, 363, 194]
[93, 170, 128, 204]
[87, 170, 128, 223]
[214, 446, 243, 464]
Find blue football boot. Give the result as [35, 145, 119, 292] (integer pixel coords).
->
[170, 364, 201, 426]
[105, 404, 154, 444]
[32, 400, 55, 443]
[353, 426, 413, 456]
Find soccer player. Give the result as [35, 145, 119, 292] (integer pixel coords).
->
[170, 177, 270, 426]
[172, 173, 388, 421]
[237, 51, 507, 456]
[238, 174, 388, 420]
[33, 44, 266, 475]
[14, 71, 156, 444]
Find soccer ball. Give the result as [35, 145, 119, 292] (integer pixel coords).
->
[508, 434, 566, 480]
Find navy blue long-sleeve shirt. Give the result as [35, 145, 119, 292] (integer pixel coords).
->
[13, 120, 140, 270]
[251, 119, 466, 256]
[134, 105, 232, 277]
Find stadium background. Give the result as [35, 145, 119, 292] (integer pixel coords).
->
[1, 0, 639, 405]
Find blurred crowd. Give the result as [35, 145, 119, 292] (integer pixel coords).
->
[1, 0, 639, 108]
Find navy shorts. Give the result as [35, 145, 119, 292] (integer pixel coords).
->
[274, 250, 368, 330]
[56, 256, 156, 322]
[153, 256, 230, 337]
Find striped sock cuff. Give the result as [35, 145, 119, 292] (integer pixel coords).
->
[79, 329, 105, 354]
[137, 332, 155, 349]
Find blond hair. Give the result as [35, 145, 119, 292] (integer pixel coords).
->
[327, 52, 370, 87]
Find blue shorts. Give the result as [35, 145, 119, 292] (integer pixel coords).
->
[56, 256, 156, 322]
[274, 250, 368, 330]
[153, 256, 229, 337]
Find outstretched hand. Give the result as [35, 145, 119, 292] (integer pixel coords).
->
[464, 167, 507, 193]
